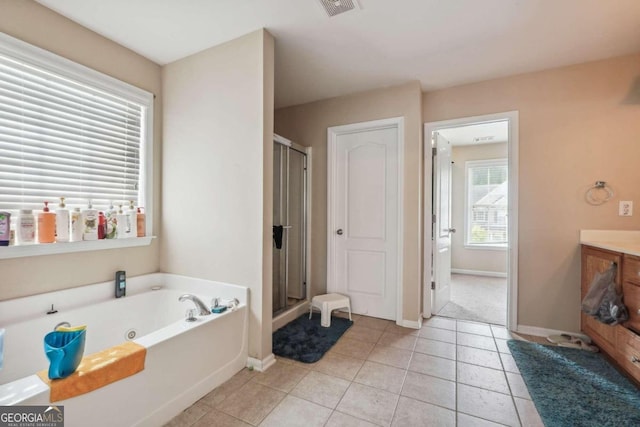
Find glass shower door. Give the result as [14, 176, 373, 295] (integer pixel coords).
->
[273, 142, 307, 315]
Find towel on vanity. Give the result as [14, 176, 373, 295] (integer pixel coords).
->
[37, 341, 146, 402]
[273, 225, 284, 249]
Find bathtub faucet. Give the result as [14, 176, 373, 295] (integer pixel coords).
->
[178, 294, 211, 316]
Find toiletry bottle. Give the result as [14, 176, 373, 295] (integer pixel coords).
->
[55, 197, 70, 243]
[9, 216, 15, 246]
[105, 201, 117, 239]
[37, 201, 56, 243]
[82, 200, 98, 241]
[0, 212, 10, 246]
[70, 207, 83, 242]
[136, 207, 145, 237]
[116, 204, 129, 239]
[127, 200, 137, 239]
[17, 209, 35, 245]
[98, 212, 106, 239]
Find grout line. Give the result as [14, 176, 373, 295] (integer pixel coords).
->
[496, 333, 524, 427]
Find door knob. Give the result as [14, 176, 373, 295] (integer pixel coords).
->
[446, 228, 456, 233]
[336, 229, 343, 235]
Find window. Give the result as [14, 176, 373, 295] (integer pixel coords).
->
[465, 158, 508, 247]
[0, 33, 153, 258]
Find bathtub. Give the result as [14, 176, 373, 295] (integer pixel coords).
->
[0, 273, 248, 427]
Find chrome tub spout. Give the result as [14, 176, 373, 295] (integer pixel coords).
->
[178, 294, 211, 316]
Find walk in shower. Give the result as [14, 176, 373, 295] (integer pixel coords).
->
[273, 135, 308, 315]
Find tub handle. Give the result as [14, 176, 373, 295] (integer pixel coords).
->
[185, 309, 197, 322]
[212, 298, 240, 311]
[53, 322, 71, 331]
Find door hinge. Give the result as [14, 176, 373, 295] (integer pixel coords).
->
[432, 214, 436, 224]
[431, 281, 435, 290]
[432, 147, 437, 156]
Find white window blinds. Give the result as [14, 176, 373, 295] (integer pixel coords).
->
[0, 34, 151, 214]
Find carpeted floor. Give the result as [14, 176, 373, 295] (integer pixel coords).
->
[437, 274, 506, 325]
[272, 313, 353, 363]
[508, 340, 640, 427]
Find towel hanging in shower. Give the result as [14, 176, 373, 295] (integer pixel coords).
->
[273, 225, 284, 249]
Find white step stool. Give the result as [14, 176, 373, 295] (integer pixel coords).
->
[309, 293, 352, 327]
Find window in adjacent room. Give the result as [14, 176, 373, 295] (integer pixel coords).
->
[465, 158, 508, 248]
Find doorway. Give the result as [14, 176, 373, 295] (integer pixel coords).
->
[327, 117, 404, 322]
[424, 112, 518, 329]
[273, 134, 308, 315]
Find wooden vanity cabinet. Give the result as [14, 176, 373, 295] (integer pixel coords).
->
[581, 245, 640, 383]
[581, 245, 622, 355]
[622, 254, 640, 332]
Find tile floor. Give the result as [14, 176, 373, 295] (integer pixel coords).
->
[438, 274, 507, 326]
[165, 315, 544, 427]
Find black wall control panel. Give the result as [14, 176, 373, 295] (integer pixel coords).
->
[115, 270, 126, 298]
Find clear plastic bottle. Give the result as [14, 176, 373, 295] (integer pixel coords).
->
[82, 200, 98, 241]
[17, 209, 35, 245]
[127, 200, 137, 239]
[116, 204, 129, 239]
[105, 201, 117, 239]
[9, 216, 15, 246]
[55, 197, 70, 243]
[70, 208, 83, 242]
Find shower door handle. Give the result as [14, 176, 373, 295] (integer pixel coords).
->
[336, 229, 343, 235]
[282, 225, 292, 229]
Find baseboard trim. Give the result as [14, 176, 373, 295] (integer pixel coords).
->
[451, 268, 507, 278]
[398, 317, 422, 330]
[247, 354, 276, 372]
[516, 324, 589, 342]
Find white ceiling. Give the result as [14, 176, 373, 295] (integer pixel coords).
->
[438, 121, 508, 146]
[36, 0, 640, 108]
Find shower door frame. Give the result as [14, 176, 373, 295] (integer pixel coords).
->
[273, 134, 312, 316]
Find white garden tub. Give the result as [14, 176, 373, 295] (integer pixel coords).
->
[0, 273, 248, 427]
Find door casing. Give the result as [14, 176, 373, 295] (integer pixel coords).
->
[327, 117, 405, 324]
[423, 111, 519, 330]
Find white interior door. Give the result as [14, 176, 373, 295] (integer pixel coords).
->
[433, 132, 453, 314]
[328, 123, 400, 321]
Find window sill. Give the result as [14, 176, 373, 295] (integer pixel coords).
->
[464, 244, 508, 251]
[0, 236, 155, 260]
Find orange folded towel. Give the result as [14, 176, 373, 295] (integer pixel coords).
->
[37, 341, 146, 402]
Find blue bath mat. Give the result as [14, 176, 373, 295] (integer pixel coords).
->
[272, 313, 353, 363]
[508, 340, 640, 427]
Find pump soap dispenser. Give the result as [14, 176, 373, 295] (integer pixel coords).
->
[56, 197, 70, 243]
[38, 201, 56, 243]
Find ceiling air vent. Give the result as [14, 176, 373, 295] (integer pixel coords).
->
[318, 0, 358, 17]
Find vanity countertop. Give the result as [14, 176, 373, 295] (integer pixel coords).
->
[580, 230, 640, 257]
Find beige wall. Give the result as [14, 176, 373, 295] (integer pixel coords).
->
[0, 0, 162, 300]
[424, 53, 640, 332]
[275, 82, 424, 323]
[451, 143, 508, 274]
[161, 30, 274, 361]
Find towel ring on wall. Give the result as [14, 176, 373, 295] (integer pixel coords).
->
[585, 181, 614, 205]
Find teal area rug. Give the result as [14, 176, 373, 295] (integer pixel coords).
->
[508, 340, 640, 427]
[272, 313, 353, 363]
